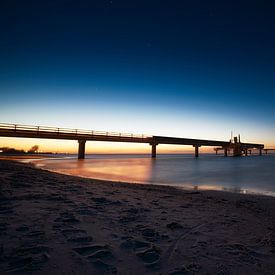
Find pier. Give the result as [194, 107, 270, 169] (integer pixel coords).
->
[0, 123, 264, 159]
[264, 148, 275, 154]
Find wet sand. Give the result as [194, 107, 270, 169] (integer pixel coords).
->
[0, 159, 275, 274]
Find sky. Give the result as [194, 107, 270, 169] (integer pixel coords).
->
[0, 0, 275, 153]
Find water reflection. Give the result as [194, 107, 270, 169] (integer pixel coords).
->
[36, 157, 154, 183]
[32, 154, 275, 196]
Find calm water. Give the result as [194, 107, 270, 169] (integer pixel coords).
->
[33, 154, 275, 196]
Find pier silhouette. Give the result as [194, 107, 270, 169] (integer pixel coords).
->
[0, 123, 264, 159]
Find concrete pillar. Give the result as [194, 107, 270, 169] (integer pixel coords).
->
[259, 148, 262, 156]
[233, 145, 242, 157]
[194, 145, 199, 158]
[224, 148, 228, 157]
[151, 143, 157, 158]
[78, 140, 86, 159]
[245, 149, 248, 156]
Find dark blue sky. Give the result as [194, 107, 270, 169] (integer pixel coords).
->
[1, 0, 275, 145]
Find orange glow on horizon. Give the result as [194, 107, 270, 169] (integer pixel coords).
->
[0, 137, 218, 154]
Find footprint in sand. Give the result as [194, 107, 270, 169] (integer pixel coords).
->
[169, 263, 202, 274]
[76, 206, 94, 216]
[91, 197, 122, 207]
[88, 248, 114, 262]
[73, 244, 109, 256]
[67, 236, 93, 244]
[59, 226, 94, 248]
[59, 225, 116, 271]
[60, 227, 87, 238]
[120, 238, 151, 251]
[91, 197, 111, 205]
[136, 246, 161, 266]
[166, 222, 183, 230]
[73, 244, 117, 273]
[55, 211, 80, 224]
[120, 237, 160, 268]
[14, 245, 50, 257]
[7, 244, 50, 273]
[142, 228, 160, 241]
[168, 266, 192, 275]
[119, 215, 138, 223]
[118, 207, 146, 224]
[92, 259, 117, 274]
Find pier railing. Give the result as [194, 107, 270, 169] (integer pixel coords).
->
[0, 123, 150, 139]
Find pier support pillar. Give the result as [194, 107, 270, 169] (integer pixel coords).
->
[233, 145, 242, 157]
[194, 145, 200, 158]
[245, 149, 248, 156]
[259, 148, 262, 156]
[224, 148, 228, 157]
[78, 140, 86, 159]
[151, 143, 157, 158]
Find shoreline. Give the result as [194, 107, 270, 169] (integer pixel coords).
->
[24, 159, 275, 201]
[1, 159, 275, 274]
[29, 156, 275, 198]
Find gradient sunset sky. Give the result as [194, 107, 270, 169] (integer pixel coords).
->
[1, 0, 275, 153]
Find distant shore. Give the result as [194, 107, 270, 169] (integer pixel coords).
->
[1, 159, 275, 274]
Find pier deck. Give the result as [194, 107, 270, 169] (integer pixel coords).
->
[0, 123, 264, 159]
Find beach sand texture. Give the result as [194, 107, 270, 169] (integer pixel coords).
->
[0, 160, 275, 274]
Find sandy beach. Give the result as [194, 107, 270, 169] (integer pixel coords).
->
[1, 159, 275, 274]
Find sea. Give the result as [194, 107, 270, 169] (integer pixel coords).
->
[31, 153, 275, 197]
